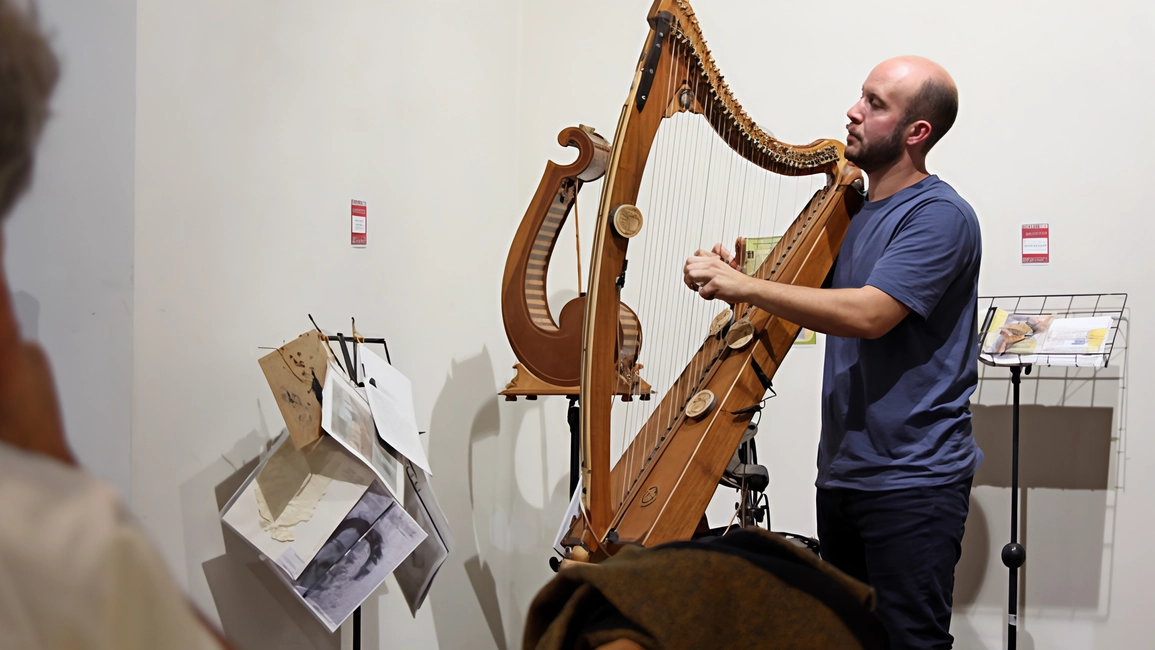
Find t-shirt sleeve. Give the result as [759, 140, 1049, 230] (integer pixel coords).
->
[865, 200, 978, 319]
[0, 443, 224, 650]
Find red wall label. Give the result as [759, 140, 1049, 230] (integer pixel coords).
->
[1021, 223, 1048, 265]
[351, 200, 367, 247]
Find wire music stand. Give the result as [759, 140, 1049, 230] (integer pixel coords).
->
[325, 330, 387, 650]
[316, 316, 393, 650]
[976, 293, 1126, 650]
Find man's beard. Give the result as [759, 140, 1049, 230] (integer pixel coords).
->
[845, 123, 904, 173]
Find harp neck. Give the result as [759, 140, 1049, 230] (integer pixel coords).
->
[647, 0, 844, 177]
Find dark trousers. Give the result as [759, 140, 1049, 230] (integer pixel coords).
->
[816, 478, 972, 650]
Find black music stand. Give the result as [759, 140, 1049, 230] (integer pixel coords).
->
[320, 318, 393, 650]
[976, 293, 1125, 650]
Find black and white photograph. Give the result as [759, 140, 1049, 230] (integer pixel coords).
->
[283, 482, 427, 631]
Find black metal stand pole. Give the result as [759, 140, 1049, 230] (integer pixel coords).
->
[1002, 365, 1029, 649]
[567, 397, 581, 496]
[324, 328, 391, 650]
[549, 397, 583, 573]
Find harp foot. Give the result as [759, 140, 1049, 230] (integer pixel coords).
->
[500, 364, 579, 399]
[500, 363, 654, 400]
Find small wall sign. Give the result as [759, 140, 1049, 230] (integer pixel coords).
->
[1021, 223, 1048, 265]
[351, 200, 367, 247]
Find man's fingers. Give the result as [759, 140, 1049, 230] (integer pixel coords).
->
[684, 264, 707, 284]
[686, 248, 740, 298]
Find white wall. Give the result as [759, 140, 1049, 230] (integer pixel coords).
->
[123, 1, 1154, 649]
[6, 0, 135, 498]
[134, 1, 525, 647]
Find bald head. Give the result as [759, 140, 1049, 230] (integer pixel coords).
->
[869, 56, 958, 153]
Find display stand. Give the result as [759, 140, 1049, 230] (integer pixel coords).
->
[977, 293, 1126, 650]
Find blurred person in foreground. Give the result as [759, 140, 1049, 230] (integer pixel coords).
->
[0, 2, 228, 647]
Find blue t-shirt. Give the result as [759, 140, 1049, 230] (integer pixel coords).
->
[818, 175, 983, 491]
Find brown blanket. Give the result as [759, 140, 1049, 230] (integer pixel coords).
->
[524, 529, 889, 650]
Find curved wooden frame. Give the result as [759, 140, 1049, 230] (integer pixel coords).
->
[500, 127, 652, 400]
[501, 126, 609, 389]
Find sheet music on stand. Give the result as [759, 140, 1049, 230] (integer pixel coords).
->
[226, 321, 452, 644]
[977, 293, 1127, 369]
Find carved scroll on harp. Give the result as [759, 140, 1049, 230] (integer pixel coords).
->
[499, 125, 651, 400]
[567, 0, 864, 560]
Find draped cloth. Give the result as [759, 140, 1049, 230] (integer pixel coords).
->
[523, 528, 889, 650]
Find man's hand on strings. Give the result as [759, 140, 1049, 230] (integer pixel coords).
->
[683, 243, 749, 303]
[711, 242, 742, 271]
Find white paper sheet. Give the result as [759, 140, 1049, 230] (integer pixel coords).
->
[1037, 316, 1113, 353]
[221, 432, 375, 579]
[553, 488, 583, 556]
[358, 347, 432, 474]
[394, 460, 454, 615]
[980, 315, 1115, 368]
[321, 360, 405, 496]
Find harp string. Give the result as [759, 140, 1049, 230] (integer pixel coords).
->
[610, 38, 826, 510]
[645, 35, 698, 497]
[664, 36, 702, 492]
[663, 47, 701, 466]
[679, 49, 716, 441]
[620, 34, 682, 500]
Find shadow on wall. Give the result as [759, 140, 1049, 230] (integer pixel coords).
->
[954, 491, 989, 608]
[426, 347, 514, 650]
[205, 528, 342, 650]
[423, 346, 577, 650]
[971, 405, 1112, 491]
[502, 393, 583, 646]
[181, 425, 340, 650]
[955, 404, 1113, 613]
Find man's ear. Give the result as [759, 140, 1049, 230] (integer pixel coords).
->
[905, 120, 932, 149]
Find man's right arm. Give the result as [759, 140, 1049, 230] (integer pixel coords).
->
[683, 246, 911, 339]
[735, 280, 911, 339]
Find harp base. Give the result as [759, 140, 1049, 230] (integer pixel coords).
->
[501, 363, 652, 401]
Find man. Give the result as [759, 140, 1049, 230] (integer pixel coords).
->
[0, 2, 228, 647]
[683, 56, 982, 649]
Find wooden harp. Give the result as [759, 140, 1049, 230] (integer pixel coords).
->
[565, 0, 864, 559]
